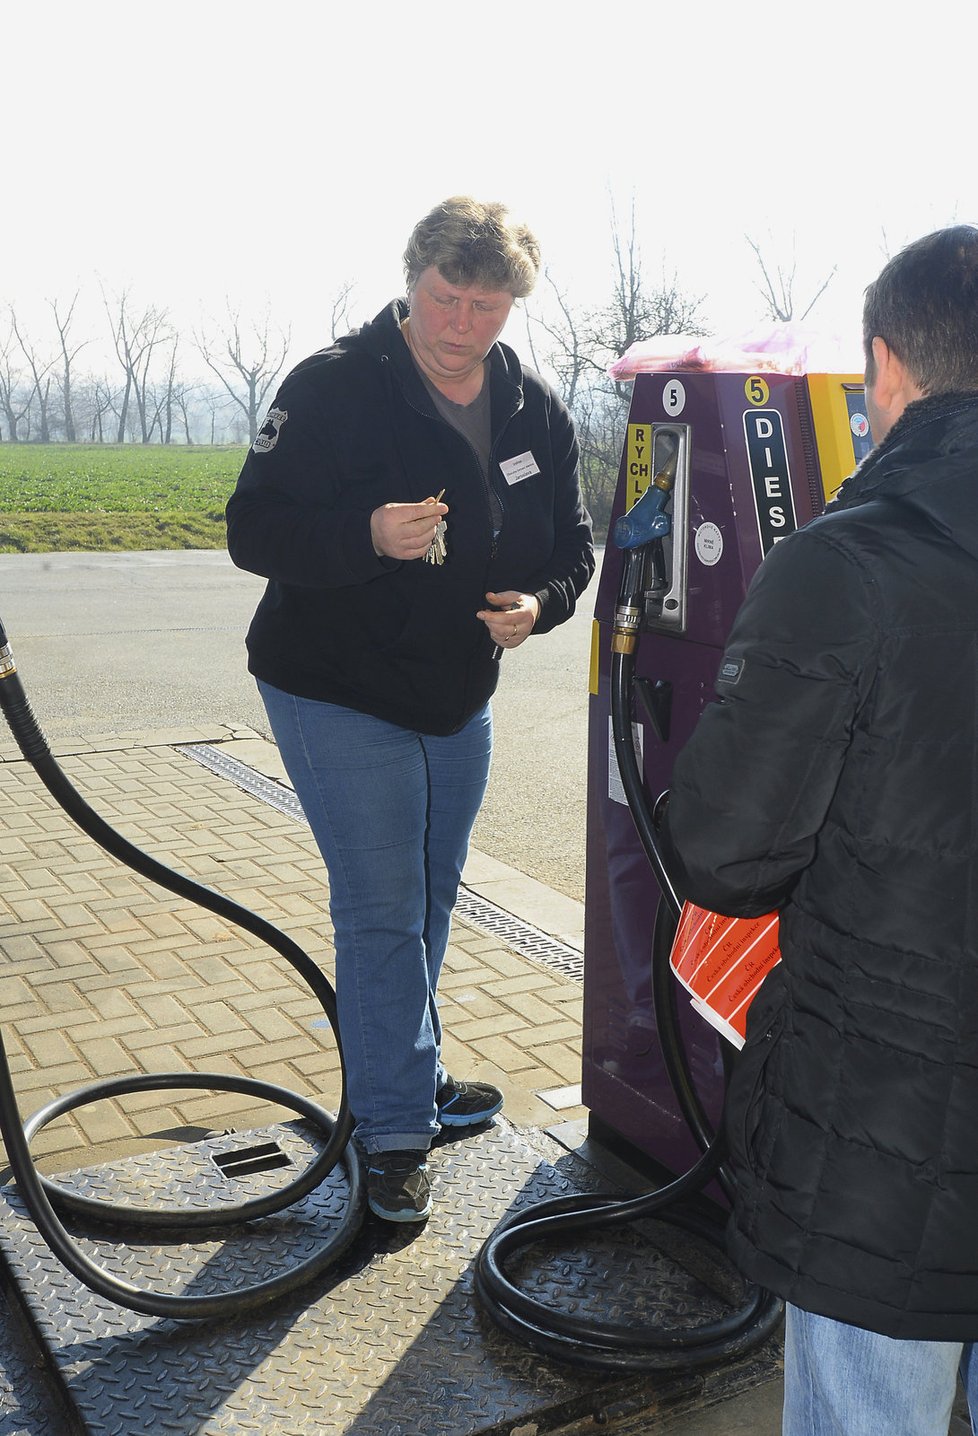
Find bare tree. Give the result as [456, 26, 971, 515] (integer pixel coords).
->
[170, 374, 199, 445]
[144, 340, 182, 444]
[746, 234, 837, 323]
[596, 197, 708, 401]
[196, 306, 291, 444]
[525, 197, 708, 530]
[0, 321, 36, 442]
[329, 281, 356, 340]
[10, 309, 57, 442]
[75, 376, 119, 444]
[103, 289, 173, 443]
[50, 292, 87, 442]
[523, 272, 590, 409]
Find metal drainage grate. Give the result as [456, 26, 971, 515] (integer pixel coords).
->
[178, 742, 306, 821]
[452, 890, 583, 980]
[178, 742, 584, 982]
[211, 1139, 293, 1180]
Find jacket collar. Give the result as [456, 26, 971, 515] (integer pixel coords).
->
[353, 299, 525, 422]
[830, 391, 978, 512]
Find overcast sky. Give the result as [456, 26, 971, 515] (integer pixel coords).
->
[7, 0, 973, 376]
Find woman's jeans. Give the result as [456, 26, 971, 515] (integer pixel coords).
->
[783, 1304, 978, 1435]
[258, 682, 493, 1155]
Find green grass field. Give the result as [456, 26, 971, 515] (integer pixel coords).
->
[0, 444, 248, 553]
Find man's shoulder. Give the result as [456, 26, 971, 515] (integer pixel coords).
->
[805, 492, 911, 550]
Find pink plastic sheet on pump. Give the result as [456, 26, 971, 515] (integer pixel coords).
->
[607, 321, 864, 381]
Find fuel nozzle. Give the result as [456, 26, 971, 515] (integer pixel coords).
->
[613, 441, 679, 551]
[612, 439, 680, 654]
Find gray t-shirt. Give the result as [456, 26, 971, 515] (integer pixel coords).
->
[418, 362, 502, 534]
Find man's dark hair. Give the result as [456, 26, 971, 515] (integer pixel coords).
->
[863, 225, 978, 394]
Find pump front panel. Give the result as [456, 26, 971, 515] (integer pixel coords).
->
[583, 368, 866, 1174]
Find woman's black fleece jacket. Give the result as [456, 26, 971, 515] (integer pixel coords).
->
[225, 300, 595, 736]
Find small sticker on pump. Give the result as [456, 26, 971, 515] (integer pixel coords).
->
[608, 716, 643, 806]
[694, 522, 723, 566]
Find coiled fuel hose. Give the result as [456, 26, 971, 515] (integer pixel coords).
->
[474, 458, 783, 1372]
[0, 617, 363, 1319]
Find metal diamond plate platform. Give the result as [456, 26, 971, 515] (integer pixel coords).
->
[0, 1119, 775, 1435]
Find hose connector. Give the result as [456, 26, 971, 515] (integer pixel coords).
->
[612, 603, 641, 654]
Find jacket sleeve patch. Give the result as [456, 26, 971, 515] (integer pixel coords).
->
[252, 407, 288, 454]
[718, 657, 746, 687]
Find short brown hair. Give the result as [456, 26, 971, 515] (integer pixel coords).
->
[403, 196, 541, 299]
[863, 225, 978, 395]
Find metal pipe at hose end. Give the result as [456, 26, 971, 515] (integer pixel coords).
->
[0, 616, 53, 765]
[0, 616, 15, 677]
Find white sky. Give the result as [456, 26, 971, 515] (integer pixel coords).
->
[6, 0, 974, 379]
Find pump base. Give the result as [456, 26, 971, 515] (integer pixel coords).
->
[586, 1112, 729, 1222]
[0, 1116, 780, 1435]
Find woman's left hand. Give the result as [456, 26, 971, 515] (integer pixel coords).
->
[477, 591, 540, 649]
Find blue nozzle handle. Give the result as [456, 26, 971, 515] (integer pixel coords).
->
[614, 483, 672, 549]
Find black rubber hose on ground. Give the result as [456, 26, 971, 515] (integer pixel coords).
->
[472, 647, 782, 1371]
[0, 618, 364, 1318]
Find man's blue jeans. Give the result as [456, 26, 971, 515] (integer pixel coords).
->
[257, 682, 493, 1155]
[784, 1304, 978, 1434]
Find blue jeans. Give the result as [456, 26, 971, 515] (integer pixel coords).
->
[257, 682, 493, 1155]
[783, 1304, 978, 1435]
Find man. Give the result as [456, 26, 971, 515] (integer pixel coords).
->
[663, 227, 978, 1432]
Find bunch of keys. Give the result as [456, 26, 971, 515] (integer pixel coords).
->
[424, 488, 448, 565]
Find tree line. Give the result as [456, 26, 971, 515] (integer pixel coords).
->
[0, 289, 299, 450]
[1, 217, 834, 532]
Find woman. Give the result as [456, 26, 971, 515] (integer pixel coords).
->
[226, 196, 594, 1222]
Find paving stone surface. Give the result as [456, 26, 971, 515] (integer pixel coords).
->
[0, 728, 810, 1434]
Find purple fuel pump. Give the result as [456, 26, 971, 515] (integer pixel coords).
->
[473, 353, 865, 1370]
[582, 358, 871, 1182]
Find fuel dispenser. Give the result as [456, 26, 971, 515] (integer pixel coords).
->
[582, 339, 872, 1180]
[473, 338, 868, 1371]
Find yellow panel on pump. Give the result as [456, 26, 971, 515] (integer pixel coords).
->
[806, 373, 872, 503]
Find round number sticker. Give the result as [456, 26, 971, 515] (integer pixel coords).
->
[745, 376, 769, 406]
[662, 379, 686, 416]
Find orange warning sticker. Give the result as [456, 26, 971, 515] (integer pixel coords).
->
[669, 902, 781, 1049]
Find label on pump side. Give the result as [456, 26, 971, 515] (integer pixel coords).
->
[743, 408, 799, 556]
[669, 902, 781, 1048]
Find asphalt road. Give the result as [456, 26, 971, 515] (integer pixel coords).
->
[0, 550, 600, 901]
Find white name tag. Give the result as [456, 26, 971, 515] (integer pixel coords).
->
[499, 450, 541, 485]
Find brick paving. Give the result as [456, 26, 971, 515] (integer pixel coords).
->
[0, 726, 587, 1176]
[2, 727, 830, 1436]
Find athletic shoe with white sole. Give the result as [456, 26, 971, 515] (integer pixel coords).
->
[366, 1149, 431, 1222]
[436, 1075, 504, 1128]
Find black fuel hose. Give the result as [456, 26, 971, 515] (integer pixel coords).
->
[473, 644, 782, 1371]
[0, 617, 364, 1318]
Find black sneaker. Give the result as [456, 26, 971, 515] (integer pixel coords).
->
[436, 1075, 504, 1128]
[366, 1149, 431, 1222]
